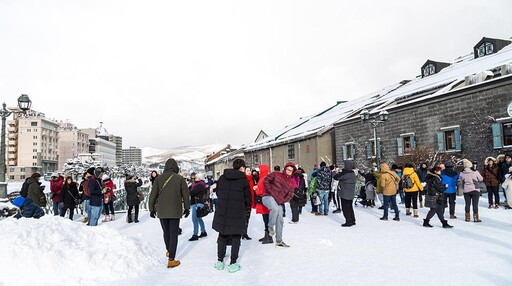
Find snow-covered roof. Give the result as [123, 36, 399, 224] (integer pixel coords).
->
[205, 146, 246, 166]
[96, 122, 110, 136]
[246, 36, 512, 151]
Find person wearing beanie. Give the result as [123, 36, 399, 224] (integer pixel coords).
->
[441, 161, 460, 219]
[459, 159, 484, 222]
[262, 162, 297, 247]
[482, 157, 500, 209]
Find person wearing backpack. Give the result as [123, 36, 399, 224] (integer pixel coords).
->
[402, 163, 424, 218]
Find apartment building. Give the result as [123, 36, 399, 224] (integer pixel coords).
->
[57, 122, 90, 171]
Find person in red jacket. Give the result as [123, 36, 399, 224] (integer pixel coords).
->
[262, 162, 296, 247]
[50, 173, 64, 216]
[255, 164, 272, 244]
[243, 167, 257, 240]
[102, 174, 116, 222]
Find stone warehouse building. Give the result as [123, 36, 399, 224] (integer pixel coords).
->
[334, 36, 512, 169]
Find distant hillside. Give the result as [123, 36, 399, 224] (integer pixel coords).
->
[142, 144, 224, 175]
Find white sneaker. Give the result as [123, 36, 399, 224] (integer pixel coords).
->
[276, 241, 290, 248]
[288, 221, 298, 224]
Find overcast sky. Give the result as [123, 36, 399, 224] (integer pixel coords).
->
[1, 0, 511, 149]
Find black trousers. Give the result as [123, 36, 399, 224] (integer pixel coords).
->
[244, 207, 251, 234]
[340, 198, 355, 224]
[310, 194, 318, 213]
[487, 186, 500, 205]
[405, 191, 419, 209]
[290, 201, 300, 222]
[160, 218, 180, 259]
[464, 191, 480, 213]
[128, 205, 139, 220]
[445, 193, 456, 215]
[217, 234, 242, 264]
[262, 214, 269, 232]
[426, 204, 445, 222]
[60, 207, 74, 220]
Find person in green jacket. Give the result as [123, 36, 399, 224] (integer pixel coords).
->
[148, 158, 190, 269]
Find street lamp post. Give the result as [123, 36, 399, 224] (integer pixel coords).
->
[360, 109, 389, 170]
[0, 94, 32, 199]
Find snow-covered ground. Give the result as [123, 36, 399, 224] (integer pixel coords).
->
[1, 196, 511, 286]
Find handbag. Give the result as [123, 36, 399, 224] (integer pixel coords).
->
[314, 193, 321, 206]
[137, 193, 145, 202]
[196, 204, 210, 218]
[424, 195, 437, 208]
[67, 188, 81, 205]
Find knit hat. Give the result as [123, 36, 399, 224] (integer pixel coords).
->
[462, 159, 473, 169]
[444, 161, 453, 168]
[87, 167, 95, 176]
[391, 164, 399, 170]
[320, 161, 327, 167]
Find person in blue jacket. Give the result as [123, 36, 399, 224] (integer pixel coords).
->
[441, 161, 459, 219]
[12, 196, 45, 219]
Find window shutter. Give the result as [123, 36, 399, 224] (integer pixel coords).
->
[455, 128, 462, 151]
[437, 132, 445, 152]
[350, 144, 355, 159]
[492, 123, 503, 149]
[377, 139, 381, 159]
[410, 135, 416, 149]
[397, 137, 403, 156]
[366, 142, 372, 159]
[342, 145, 347, 160]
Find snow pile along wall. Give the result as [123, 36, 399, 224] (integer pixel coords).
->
[0, 216, 161, 286]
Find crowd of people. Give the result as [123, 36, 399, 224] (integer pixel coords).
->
[10, 153, 512, 274]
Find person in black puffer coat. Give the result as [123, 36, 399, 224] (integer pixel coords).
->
[212, 159, 252, 273]
[423, 166, 451, 228]
[289, 170, 306, 223]
[333, 160, 356, 227]
[125, 175, 143, 223]
[60, 176, 80, 220]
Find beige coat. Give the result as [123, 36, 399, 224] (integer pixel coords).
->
[379, 163, 401, 196]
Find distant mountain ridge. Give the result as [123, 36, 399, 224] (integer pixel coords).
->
[142, 144, 224, 175]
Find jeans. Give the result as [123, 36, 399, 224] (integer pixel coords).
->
[464, 191, 480, 213]
[487, 186, 500, 205]
[53, 201, 61, 216]
[89, 205, 103, 226]
[398, 188, 405, 203]
[318, 190, 329, 215]
[191, 203, 206, 235]
[83, 199, 90, 217]
[262, 196, 284, 242]
[160, 218, 180, 259]
[383, 195, 399, 218]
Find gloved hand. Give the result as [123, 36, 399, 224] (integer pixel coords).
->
[150, 211, 156, 218]
[183, 209, 190, 218]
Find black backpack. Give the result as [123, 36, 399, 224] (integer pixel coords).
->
[20, 181, 30, 198]
[401, 174, 414, 189]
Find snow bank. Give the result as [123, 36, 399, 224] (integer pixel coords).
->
[0, 216, 161, 286]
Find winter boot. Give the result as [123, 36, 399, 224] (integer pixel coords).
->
[406, 208, 411, 216]
[465, 213, 470, 222]
[423, 219, 433, 228]
[420, 201, 424, 208]
[242, 234, 252, 240]
[442, 220, 453, 228]
[188, 235, 199, 241]
[473, 213, 482, 222]
[449, 214, 457, 219]
[199, 232, 208, 238]
[83, 216, 89, 224]
[167, 259, 181, 268]
[258, 232, 267, 242]
[413, 209, 419, 218]
[127, 214, 133, 223]
[261, 231, 273, 244]
[110, 214, 115, 221]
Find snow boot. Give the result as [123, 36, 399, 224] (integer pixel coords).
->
[420, 201, 424, 208]
[473, 213, 482, 222]
[83, 216, 89, 224]
[450, 214, 457, 219]
[413, 209, 419, 218]
[423, 219, 433, 228]
[127, 215, 133, 223]
[258, 232, 267, 242]
[261, 231, 273, 244]
[167, 259, 181, 268]
[406, 208, 411, 216]
[380, 217, 388, 221]
[393, 216, 400, 221]
[465, 213, 470, 222]
[442, 220, 453, 228]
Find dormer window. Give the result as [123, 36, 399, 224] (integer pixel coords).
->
[477, 42, 494, 57]
[423, 64, 435, 77]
